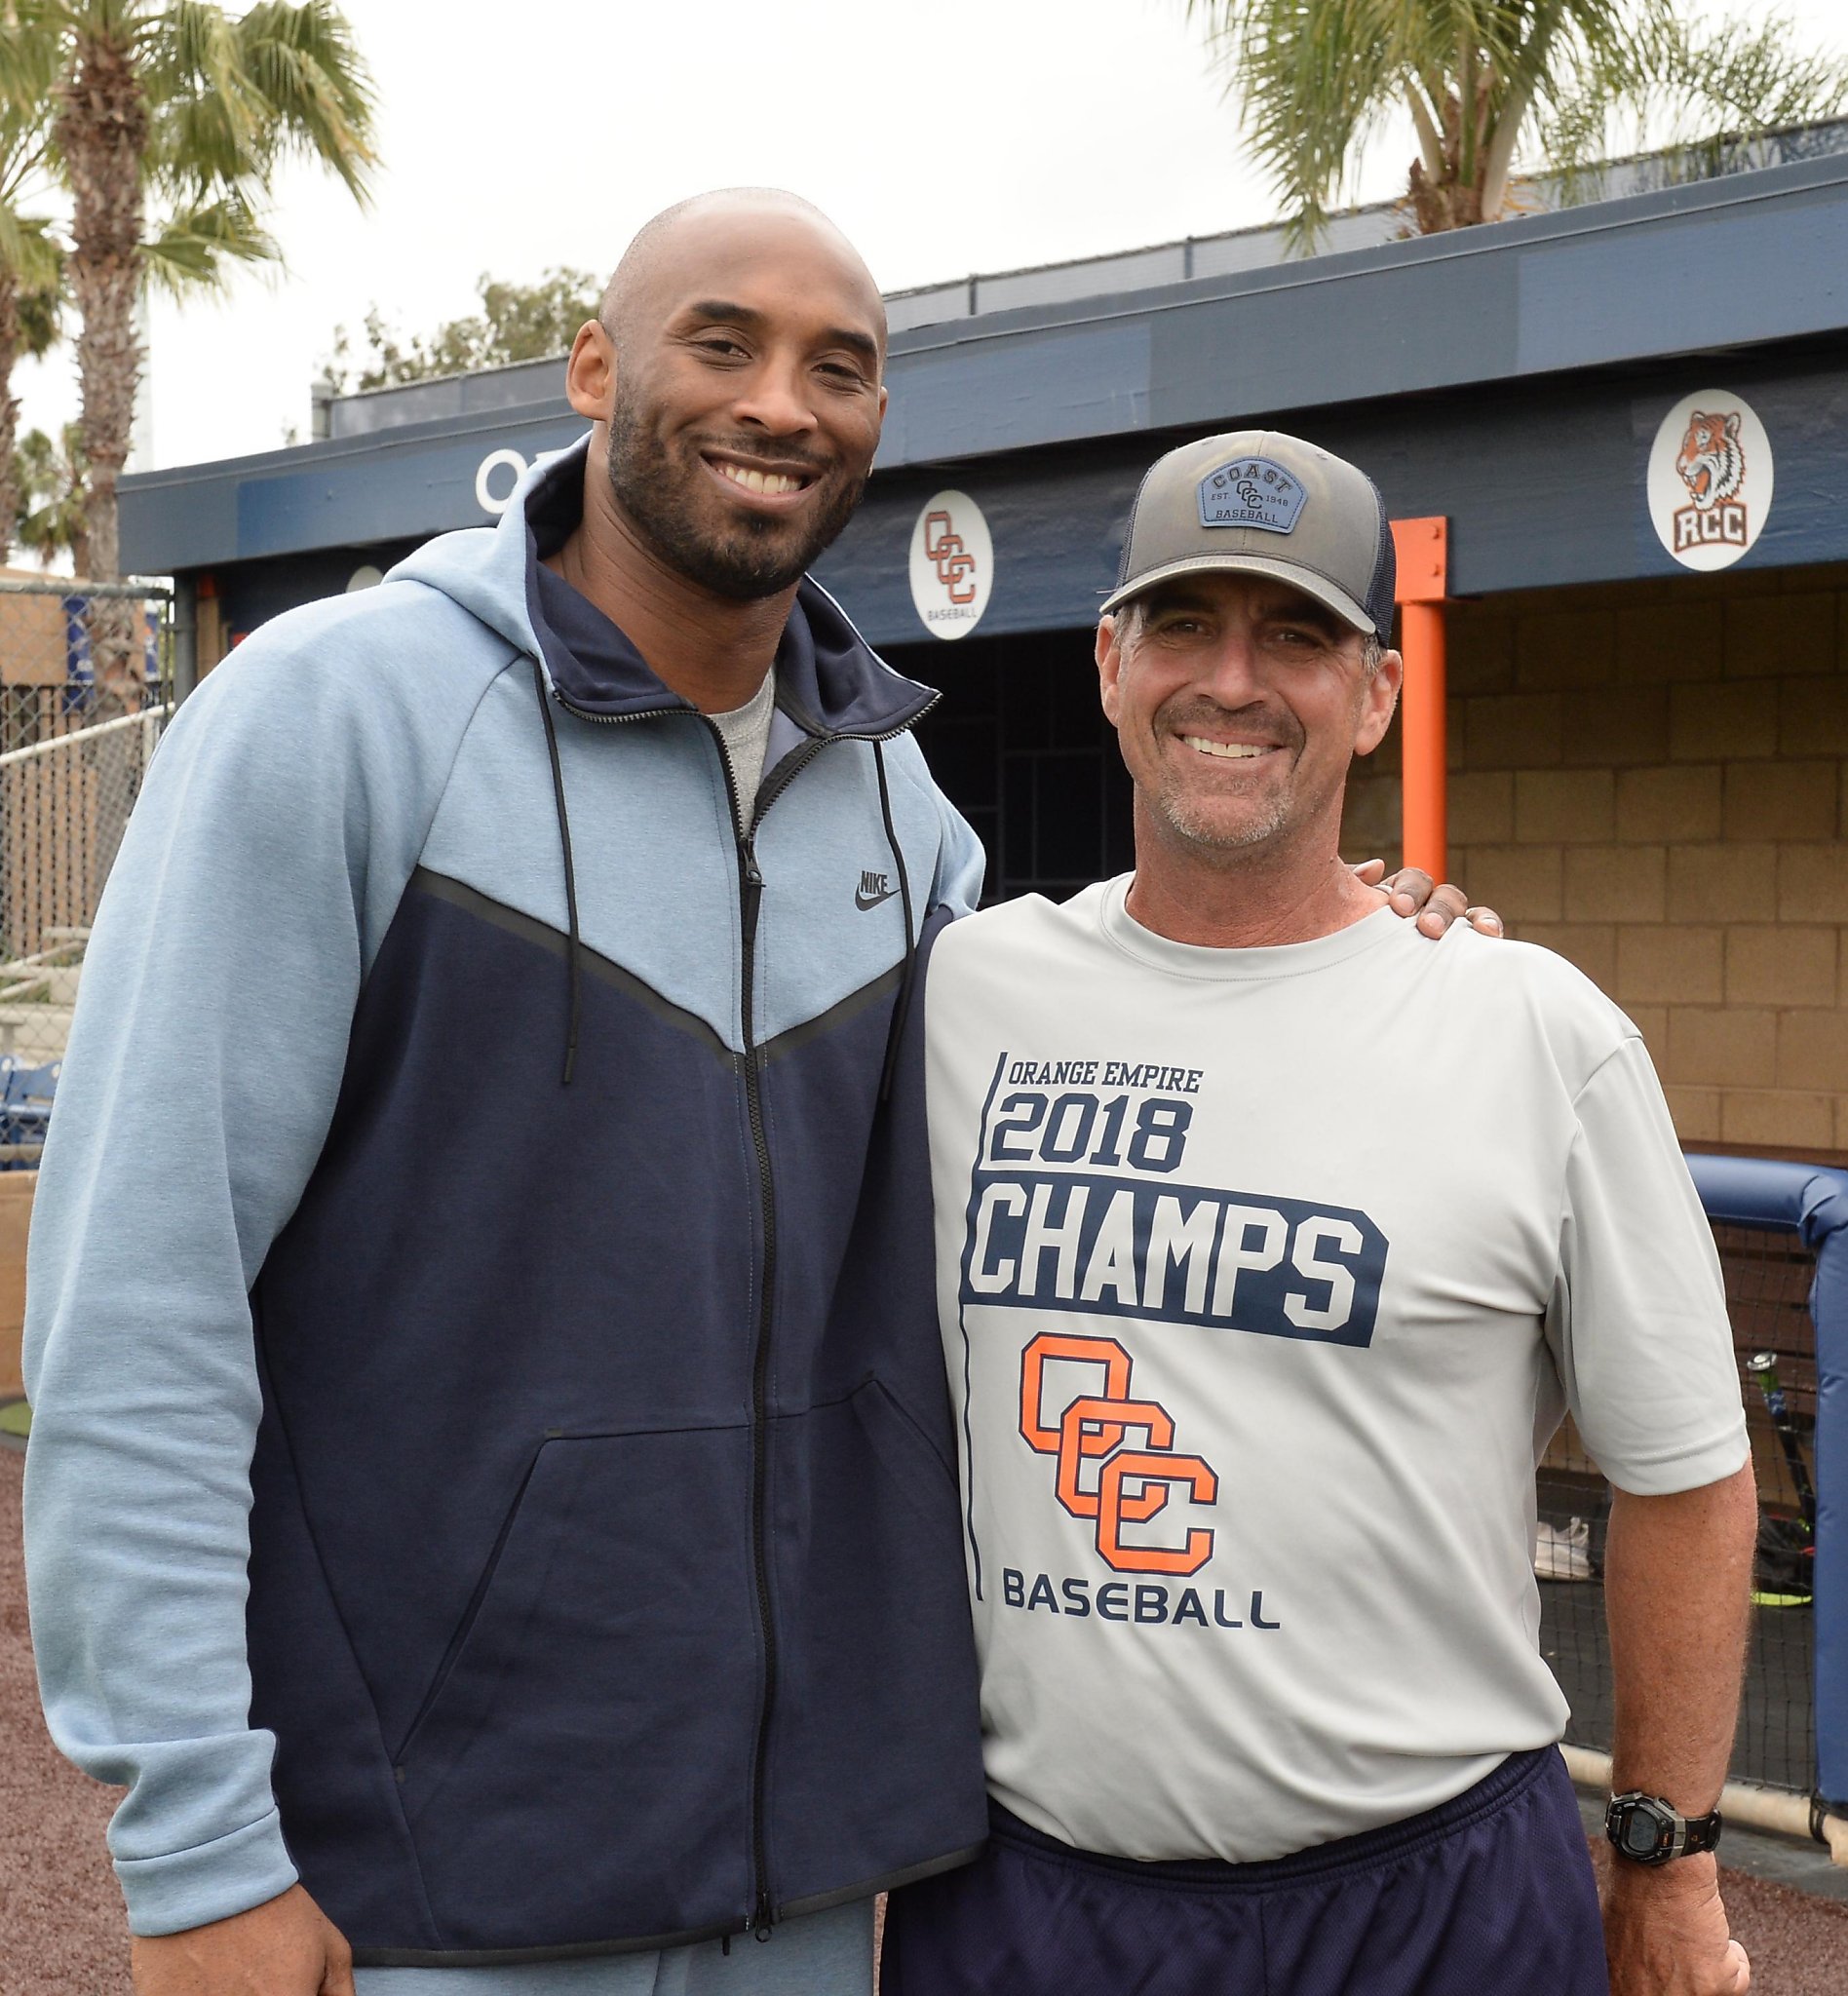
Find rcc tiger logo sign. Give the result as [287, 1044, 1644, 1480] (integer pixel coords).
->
[1672, 409, 1748, 554]
[1648, 391, 1774, 573]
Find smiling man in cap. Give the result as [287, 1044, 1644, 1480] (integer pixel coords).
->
[887, 430, 1758, 1996]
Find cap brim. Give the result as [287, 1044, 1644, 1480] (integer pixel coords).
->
[1099, 553, 1379, 635]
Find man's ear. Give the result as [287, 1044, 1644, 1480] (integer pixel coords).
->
[1354, 647, 1403, 756]
[564, 321, 616, 423]
[1097, 616, 1123, 726]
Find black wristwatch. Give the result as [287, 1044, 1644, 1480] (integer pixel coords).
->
[1604, 1790, 1723, 1864]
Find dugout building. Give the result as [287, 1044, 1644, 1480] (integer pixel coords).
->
[123, 145, 1848, 1165]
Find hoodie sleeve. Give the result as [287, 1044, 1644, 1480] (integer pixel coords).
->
[21, 592, 508, 1936]
[925, 769, 986, 918]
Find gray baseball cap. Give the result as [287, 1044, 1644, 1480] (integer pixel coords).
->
[1101, 429, 1396, 637]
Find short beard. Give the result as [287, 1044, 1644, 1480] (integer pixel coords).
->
[1151, 783, 1292, 851]
[604, 391, 866, 601]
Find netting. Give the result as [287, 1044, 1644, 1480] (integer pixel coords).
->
[1538, 1219, 1823, 1793]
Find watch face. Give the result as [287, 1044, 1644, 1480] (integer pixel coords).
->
[1619, 1812, 1663, 1859]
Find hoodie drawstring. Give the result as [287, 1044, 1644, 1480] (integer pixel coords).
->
[530, 655, 582, 1085]
[529, 672, 912, 1099]
[872, 740, 918, 1104]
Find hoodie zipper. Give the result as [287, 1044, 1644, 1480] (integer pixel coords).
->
[551, 678, 932, 1940]
[714, 724, 825, 1943]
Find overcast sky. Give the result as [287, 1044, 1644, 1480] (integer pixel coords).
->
[12, 0, 1846, 475]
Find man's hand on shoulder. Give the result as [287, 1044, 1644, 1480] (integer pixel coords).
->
[1603, 1856, 1750, 1995]
[132, 1885, 354, 1996]
[1352, 860, 1503, 940]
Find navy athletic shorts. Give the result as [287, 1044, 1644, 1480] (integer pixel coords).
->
[881, 1746, 1608, 1996]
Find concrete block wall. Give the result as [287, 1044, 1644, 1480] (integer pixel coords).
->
[1343, 563, 1848, 1159]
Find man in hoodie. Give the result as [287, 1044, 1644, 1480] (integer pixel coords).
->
[23, 194, 1472, 1996]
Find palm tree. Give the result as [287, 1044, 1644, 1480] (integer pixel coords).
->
[14, 421, 90, 571]
[37, 0, 377, 704]
[1183, 1, 1848, 244]
[0, 6, 61, 560]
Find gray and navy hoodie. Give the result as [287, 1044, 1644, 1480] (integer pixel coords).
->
[22, 439, 989, 1964]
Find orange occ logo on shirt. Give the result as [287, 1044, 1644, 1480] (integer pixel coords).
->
[1019, 1330, 1218, 1576]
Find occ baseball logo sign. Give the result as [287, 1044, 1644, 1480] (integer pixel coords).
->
[909, 490, 993, 640]
[1648, 390, 1775, 572]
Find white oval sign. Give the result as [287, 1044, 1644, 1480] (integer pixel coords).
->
[909, 490, 993, 640]
[475, 448, 529, 517]
[1648, 391, 1774, 572]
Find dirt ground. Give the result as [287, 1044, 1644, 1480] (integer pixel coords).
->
[4, 1441, 1847, 1995]
[1, 1441, 129, 1995]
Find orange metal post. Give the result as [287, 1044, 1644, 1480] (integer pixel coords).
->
[1398, 602, 1447, 879]
[1389, 518, 1449, 881]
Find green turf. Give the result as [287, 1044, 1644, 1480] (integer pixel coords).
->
[0, 1399, 29, 1439]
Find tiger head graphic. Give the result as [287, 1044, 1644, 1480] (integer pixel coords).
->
[1675, 410, 1746, 514]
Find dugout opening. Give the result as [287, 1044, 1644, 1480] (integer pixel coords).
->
[891, 629, 1134, 908]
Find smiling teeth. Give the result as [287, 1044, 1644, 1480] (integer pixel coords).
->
[717, 463, 803, 496]
[1182, 736, 1268, 759]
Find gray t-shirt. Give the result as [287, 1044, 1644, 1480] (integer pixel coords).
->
[710, 670, 777, 825]
[925, 880, 1747, 1862]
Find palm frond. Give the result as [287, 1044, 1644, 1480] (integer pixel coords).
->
[1535, 1, 1848, 191]
[0, 2, 63, 123]
[139, 2, 266, 183]
[1631, 1, 1848, 145]
[1183, 1, 1845, 237]
[139, 186, 278, 296]
[14, 273, 60, 355]
[144, 89, 259, 197]
[131, 3, 376, 204]
[12, 421, 90, 569]
[233, 0, 378, 202]
[1184, 0, 1418, 244]
[0, 205, 61, 289]
[30, 1, 163, 59]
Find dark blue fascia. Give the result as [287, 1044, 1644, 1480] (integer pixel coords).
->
[123, 405, 586, 574]
[816, 342, 1848, 646]
[124, 152, 1848, 615]
[162, 337, 1848, 655]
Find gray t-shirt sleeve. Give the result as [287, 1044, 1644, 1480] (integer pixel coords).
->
[1547, 1035, 1750, 1495]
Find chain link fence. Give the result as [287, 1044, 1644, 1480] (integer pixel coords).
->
[1539, 1220, 1825, 1797]
[0, 578, 173, 1077]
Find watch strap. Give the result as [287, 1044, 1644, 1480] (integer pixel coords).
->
[1676, 1807, 1723, 1857]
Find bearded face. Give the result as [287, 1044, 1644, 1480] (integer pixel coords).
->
[602, 389, 869, 598]
[602, 361, 872, 602]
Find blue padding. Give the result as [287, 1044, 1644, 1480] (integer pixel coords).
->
[1686, 1155, 1848, 1804]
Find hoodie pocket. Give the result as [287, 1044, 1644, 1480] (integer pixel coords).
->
[394, 1422, 758, 1948]
[764, 1377, 987, 1903]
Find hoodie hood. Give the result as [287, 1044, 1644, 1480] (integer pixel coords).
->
[389, 433, 940, 741]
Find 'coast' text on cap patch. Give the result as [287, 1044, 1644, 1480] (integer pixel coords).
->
[1197, 458, 1308, 534]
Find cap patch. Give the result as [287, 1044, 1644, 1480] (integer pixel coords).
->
[1197, 457, 1308, 534]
